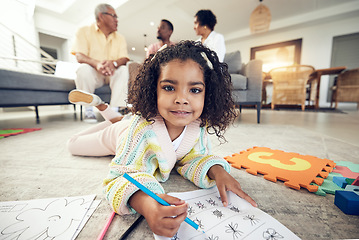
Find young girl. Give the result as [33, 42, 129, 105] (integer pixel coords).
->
[69, 41, 256, 237]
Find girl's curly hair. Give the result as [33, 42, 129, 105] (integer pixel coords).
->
[128, 40, 237, 141]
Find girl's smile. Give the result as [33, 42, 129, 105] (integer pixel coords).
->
[157, 59, 205, 140]
[170, 110, 191, 116]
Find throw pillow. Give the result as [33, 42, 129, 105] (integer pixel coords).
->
[224, 51, 242, 74]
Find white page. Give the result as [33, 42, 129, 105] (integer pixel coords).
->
[0, 195, 96, 240]
[72, 199, 101, 240]
[154, 187, 301, 240]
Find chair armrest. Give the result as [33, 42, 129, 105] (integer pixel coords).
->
[241, 59, 263, 90]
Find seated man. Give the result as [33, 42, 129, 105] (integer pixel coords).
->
[146, 19, 175, 58]
[71, 3, 129, 122]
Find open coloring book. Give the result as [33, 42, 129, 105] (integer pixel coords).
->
[0, 195, 100, 240]
[154, 187, 301, 240]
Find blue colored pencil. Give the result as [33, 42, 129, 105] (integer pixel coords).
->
[123, 173, 204, 233]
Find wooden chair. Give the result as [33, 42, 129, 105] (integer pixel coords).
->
[331, 68, 359, 109]
[269, 65, 315, 111]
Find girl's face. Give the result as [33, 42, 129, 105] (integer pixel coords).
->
[157, 59, 205, 136]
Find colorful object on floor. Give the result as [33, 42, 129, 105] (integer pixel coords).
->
[312, 161, 359, 196]
[313, 172, 344, 196]
[332, 165, 359, 179]
[344, 185, 359, 195]
[353, 176, 359, 186]
[333, 176, 349, 188]
[334, 190, 359, 215]
[335, 160, 359, 173]
[345, 178, 355, 185]
[332, 176, 355, 189]
[0, 128, 42, 139]
[224, 147, 336, 193]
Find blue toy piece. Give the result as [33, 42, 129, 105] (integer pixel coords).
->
[344, 185, 359, 196]
[334, 190, 359, 215]
[333, 176, 349, 188]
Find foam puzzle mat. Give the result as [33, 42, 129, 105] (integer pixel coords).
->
[312, 161, 359, 196]
[0, 128, 42, 139]
[224, 147, 336, 193]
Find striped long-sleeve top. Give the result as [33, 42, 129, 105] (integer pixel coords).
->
[103, 114, 230, 215]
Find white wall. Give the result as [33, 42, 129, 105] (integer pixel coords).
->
[0, 0, 42, 72]
[226, 14, 359, 108]
[35, 12, 78, 63]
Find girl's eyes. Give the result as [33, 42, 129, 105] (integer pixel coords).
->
[163, 85, 174, 91]
[162, 85, 203, 94]
[190, 88, 202, 94]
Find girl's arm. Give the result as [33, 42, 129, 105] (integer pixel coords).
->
[176, 153, 231, 188]
[176, 130, 231, 188]
[103, 170, 165, 215]
[208, 165, 257, 207]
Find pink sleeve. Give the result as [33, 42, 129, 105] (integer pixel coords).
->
[146, 44, 156, 58]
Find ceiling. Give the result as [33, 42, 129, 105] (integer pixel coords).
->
[34, 0, 358, 60]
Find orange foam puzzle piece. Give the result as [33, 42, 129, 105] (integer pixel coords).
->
[225, 147, 336, 193]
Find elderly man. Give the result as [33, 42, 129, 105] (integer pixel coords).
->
[146, 19, 175, 58]
[71, 3, 129, 122]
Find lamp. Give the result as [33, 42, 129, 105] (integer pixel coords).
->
[250, 0, 271, 34]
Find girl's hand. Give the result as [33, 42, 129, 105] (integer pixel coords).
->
[129, 191, 188, 237]
[208, 165, 257, 208]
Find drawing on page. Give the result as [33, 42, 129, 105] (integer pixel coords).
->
[229, 205, 241, 213]
[243, 215, 260, 226]
[205, 234, 219, 240]
[188, 206, 195, 215]
[194, 201, 206, 209]
[0, 197, 91, 240]
[225, 222, 243, 239]
[153, 187, 301, 240]
[206, 198, 218, 206]
[193, 217, 205, 229]
[263, 228, 284, 240]
[170, 232, 179, 240]
[212, 209, 224, 219]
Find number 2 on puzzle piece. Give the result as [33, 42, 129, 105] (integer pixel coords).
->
[224, 147, 336, 192]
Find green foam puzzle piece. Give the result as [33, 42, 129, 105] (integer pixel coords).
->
[313, 172, 344, 196]
[0, 129, 24, 134]
[326, 172, 343, 180]
[313, 178, 344, 196]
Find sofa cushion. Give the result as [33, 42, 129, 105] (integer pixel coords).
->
[95, 85, 111, 103]
[0, 68, 75, 91]
[231, 74, 247, 90]
[224, 51, 242, 74]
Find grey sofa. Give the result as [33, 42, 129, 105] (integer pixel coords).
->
[0, 68, 111, 123]
[224, 51, 263, 123]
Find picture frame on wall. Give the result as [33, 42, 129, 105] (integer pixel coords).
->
[250, 39, 302, 72]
